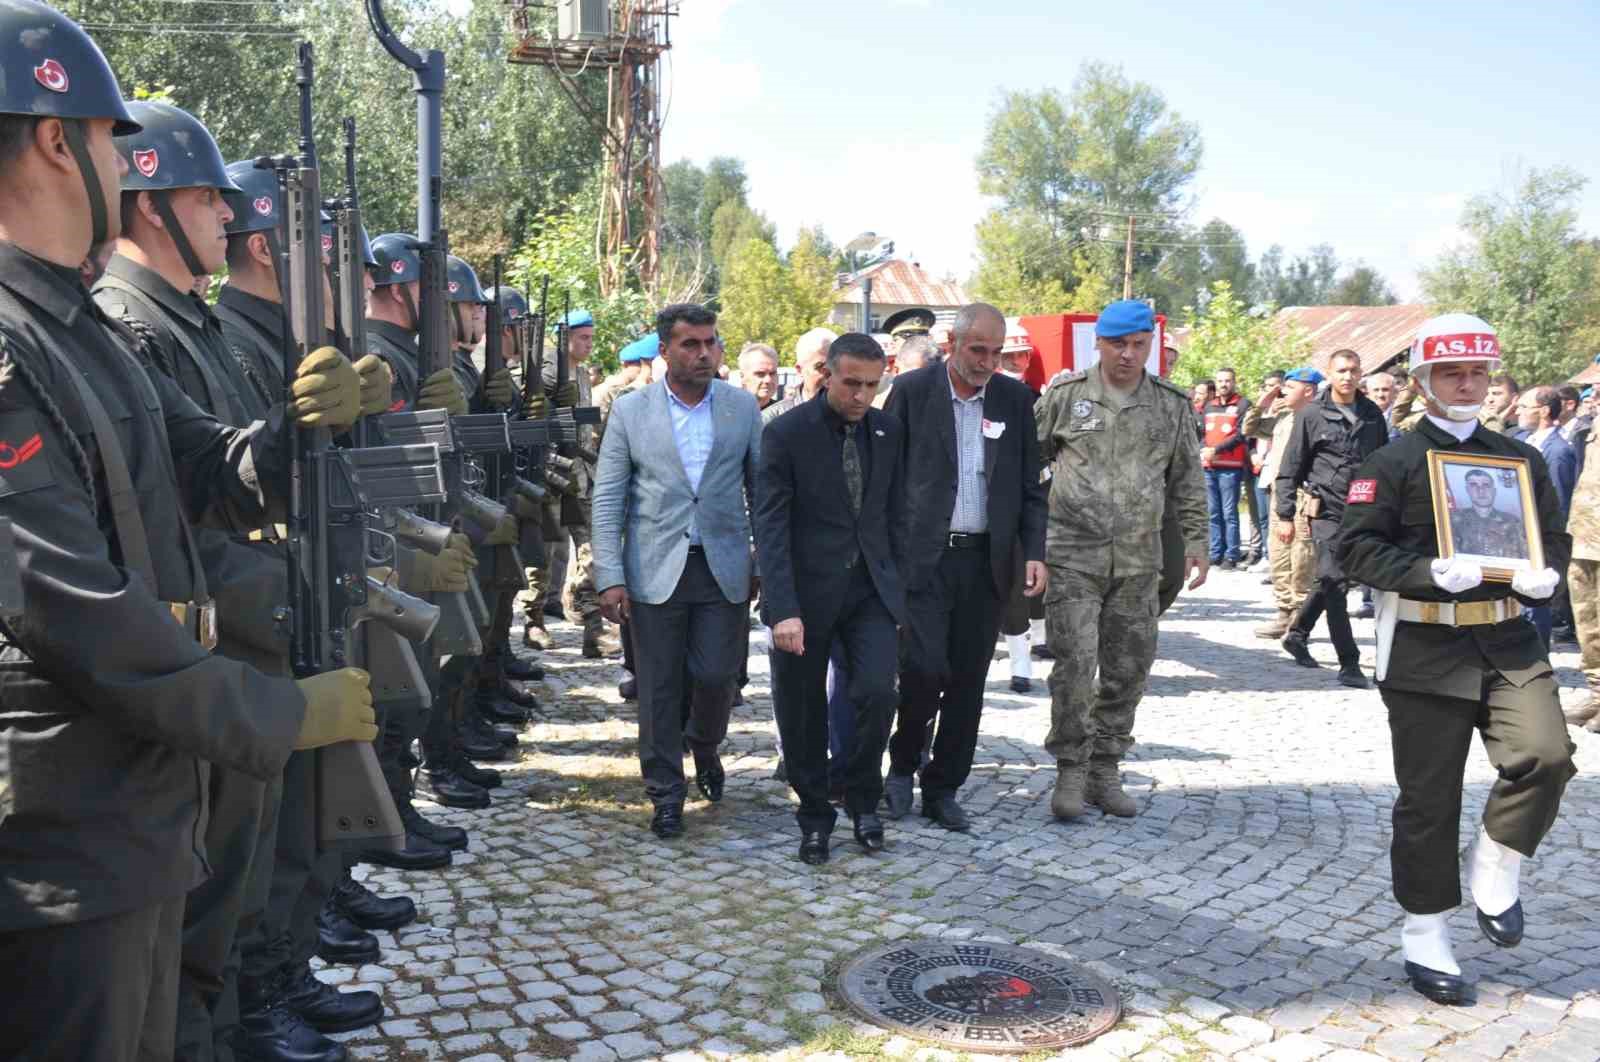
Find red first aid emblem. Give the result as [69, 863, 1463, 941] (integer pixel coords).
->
[132, 148, 159, 179]
[390, 260, 405, 275]
[0, 434, 43, 470]
[1347, 478, 1377, 504]
[252, 196, 273, 217]
[33, 59, 69, 94]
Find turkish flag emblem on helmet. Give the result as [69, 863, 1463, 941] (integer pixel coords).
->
[321, 234, 333, 253]
[33, 59, 69, 94]
[252, 196, 273, 217]
[390, 259, 405, 275]
[448, 281, 459, 294]
[132, 149, 159, 179]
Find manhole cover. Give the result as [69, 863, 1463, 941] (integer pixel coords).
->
[837, 939, 1121, 1053]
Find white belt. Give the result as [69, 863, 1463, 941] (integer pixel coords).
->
[1396, 597, 1522, 628]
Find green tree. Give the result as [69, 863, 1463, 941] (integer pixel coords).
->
[1421, 167, 1599, 383]
[1328, 265, 1398, 306]
[718, 237, 791, 356]
[708, 199, 776, 282]
[784, 228, 837, 353]
[1152, 219, 1254, 313]
[1255, 244, 1340, 307]
[1173, 281, 1309, 390]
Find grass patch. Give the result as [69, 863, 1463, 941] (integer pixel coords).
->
[802, 1023, 892, 1057]
[910, 886, 935, 900]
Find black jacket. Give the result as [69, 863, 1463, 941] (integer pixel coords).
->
[1275, 391, 1389, 523]
[883, 363, 1046, 598]
[754, 393, 907, 633]
[1338, 417, 1570, 698]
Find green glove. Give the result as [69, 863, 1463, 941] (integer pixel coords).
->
[523, 392, 548, 419]
[293, 668, 376, 749]
[483, 513, 518, 546]
[484, 368, 516, 410]
[354, 354, 394, 416]
[417, 368, 467, 417]
[552, 379, 579, 408]
[292, 347, 362, 429]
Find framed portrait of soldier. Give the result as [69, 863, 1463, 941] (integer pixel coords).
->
[1427, 451, 1543, 581]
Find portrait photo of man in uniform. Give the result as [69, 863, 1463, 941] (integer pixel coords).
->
[1432, 455, 1542, 575]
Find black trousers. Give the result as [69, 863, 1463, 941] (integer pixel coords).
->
[772, 568, 899, 835]
[630, 550, 746, 806]
[1291, 576, 1359, 666]
[1382, 671, 1576, 913]
[0, 894, 184, 1061]
[890, 546, 1004, 798]
[250, 748, 341, 994]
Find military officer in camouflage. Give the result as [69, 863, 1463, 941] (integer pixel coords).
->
[1450, 469, 1530, 559]
[1033, 300, 1208, 821]
[1565, 414, 1600, 732]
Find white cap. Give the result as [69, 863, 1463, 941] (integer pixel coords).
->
[1002, 316, 1033, 354]
[1409, 313, 1501, 374]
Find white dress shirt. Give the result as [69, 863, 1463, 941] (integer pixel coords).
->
[947, 365, 989, 533]
[667, 380, 715, 544]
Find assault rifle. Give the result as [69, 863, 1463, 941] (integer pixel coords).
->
[266, 42, 447, 853]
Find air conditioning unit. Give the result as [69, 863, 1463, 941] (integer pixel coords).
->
[558, 0, 612, 41]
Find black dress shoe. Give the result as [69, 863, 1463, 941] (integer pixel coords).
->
[799, 831, 829, 865]
[417, 767, 491, 810]
[883, 773, 913, 820]
[356, 831, 452, 871]
[280, 967, 383, 1033]
[1404, 961, 1468, 1005]
[852, 813, 885, 852]
[501, 656, 543, 681]
[235, 1000, 348, 1062]
[922, 794, 972, 832]
[1477, 900, 1524, 947]
[694, 754, 725, 803]
[402, 807, 467, 852]
[1009, 676, 1032, 693]
[618, 674, 638, 701]
[1337, 663, 1370, 689]
[331, 877, 417, 932]
[1282, 631, 1320, 668]
[451, 755, 502, 790]
[650, 802, 684, 839]
[315, 909, 379, 966]
[498, 679, 539, 709]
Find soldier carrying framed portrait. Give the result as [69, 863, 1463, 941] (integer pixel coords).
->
[1428, 450, 1543, 581]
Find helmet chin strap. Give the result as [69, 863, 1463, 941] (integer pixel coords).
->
[61, 120, 109, 250]
[1417, 365, 1488, 422]
[149, 191, 209, 280]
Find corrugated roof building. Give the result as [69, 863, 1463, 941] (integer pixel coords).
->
[829, 259, 969, 332]
[1275, 304, 1436, 375]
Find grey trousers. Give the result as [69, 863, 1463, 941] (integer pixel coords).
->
[629, 550, 746, 806]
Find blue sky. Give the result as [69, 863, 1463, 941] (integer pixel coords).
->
[658, 0, 1600, 302]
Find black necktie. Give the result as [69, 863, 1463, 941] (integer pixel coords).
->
[843, 422, 863, 517]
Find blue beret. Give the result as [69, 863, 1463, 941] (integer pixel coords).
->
[619, 334, 658, 364]
[1094, 299, 1155, 337]
[562, 309, 595, 330]
[1284, 366, 1324, 385]
[1583, 387, 1594, 399]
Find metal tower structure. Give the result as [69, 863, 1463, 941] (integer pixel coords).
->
[505, 1, 677, 298]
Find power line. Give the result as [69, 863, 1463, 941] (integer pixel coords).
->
[80, 23, 304, 35]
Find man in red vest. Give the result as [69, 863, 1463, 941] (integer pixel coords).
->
[1202, 367, 1252, 569]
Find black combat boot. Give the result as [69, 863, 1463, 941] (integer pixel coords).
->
[235, 966, 349, 1062]
[417, 764, 491, 809]
[401, 804, 468, 852]
[279, 965, 383, 1034]
[314, 905, 379, 966]
[331, 876, 417, 931]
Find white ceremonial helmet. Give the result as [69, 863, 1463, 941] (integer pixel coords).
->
[1002, 317, 1033, 354]
[1409, 313, 1502, 422]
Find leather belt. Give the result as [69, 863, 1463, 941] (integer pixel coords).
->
[167, 600, 218, 652]
[1397, 597, 1522, 628]
[946, 532, 989, 550]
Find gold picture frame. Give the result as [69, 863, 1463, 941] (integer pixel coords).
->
[1427, 450, 1543, 582]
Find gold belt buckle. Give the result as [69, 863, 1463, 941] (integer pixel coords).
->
[1418, 601, 1441, 624]
[169, 601, 219, 652]
[1456, 600, 1491, 626]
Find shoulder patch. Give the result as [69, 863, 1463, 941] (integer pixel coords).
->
[1346, 478, 1378, 504]
[1044, 368, 1087, 392]
[0, 407, 56, 498]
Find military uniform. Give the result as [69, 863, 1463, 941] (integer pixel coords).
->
[1338, 416, 1576, 914]
[367, 319, 421, 408]
[1566, 420, 1600, 726]
[530, 347, 601, 637]
[215, 285, 289, 415]
[1450, 505, 1529, 559]
[1033, 366, 1206, 787]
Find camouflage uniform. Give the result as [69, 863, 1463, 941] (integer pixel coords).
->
[1242, 400, 1313, 633]
[1566, 428, 1600, 725]
[1034, 368, 1207, 773]
[1450, 506, 1529, 559]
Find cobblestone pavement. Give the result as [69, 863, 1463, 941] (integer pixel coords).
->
[324, 570, 1600, 1062]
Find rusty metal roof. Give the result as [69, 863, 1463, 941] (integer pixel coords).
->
[832, 258, 969, 310]
[1275, 304, 1436, 374]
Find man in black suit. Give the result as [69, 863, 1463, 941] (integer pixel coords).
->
[756, 333, 908, 865]
[883, 303, 1048, 831]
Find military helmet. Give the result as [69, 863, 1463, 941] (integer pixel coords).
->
[319, 215, 378, 268]
[486, 286, 528, 321]
[0, 1, 139, 134]
[116, 100, 238, 193]
[1409, 313, 1502, 374]
[370, 233, 423, 286]
[222, 159, 280, 235]
[446, 255, 486, 304]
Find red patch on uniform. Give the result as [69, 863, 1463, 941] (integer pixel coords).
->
[132, 148, 159, 178]
[388, 398, 406, 412]
[1347, 478, 1377, 504]
[0, 434, 43, 470]
[33, 59, 68, 94]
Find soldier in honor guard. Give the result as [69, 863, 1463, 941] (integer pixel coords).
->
[1338, 313, 1577, 1005]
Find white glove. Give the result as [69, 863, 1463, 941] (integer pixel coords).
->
[1511, 566, 1560, 601]
[1430, 556, 1484, 595]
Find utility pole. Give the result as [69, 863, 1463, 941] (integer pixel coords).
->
[861, 277, 873, 333]
[1123, 214, 1135, 299]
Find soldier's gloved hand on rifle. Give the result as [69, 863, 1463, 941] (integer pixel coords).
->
[552, 379, 579, 408]
[483, 512, 519, 546]
[417, 367, 467, 417]
[354, 354, 394, 416]
[405, 531, 478, 592]
[522, 392, 548, 419]
[483, 368, 516, 410]
[511, 491, 541, 520]
[1511, 567, 1561, 601]
[1429, 556, 1484, 595]
[291, 347, 362, 429]
[293, 667, 377, 749]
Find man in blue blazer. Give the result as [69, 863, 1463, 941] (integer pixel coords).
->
[593, 304, 763, 839]
[1513, 386, 1578, 647]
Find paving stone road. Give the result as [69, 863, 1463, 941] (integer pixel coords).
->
[324, 569, 1600, 1061]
